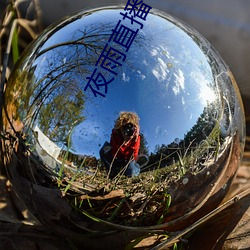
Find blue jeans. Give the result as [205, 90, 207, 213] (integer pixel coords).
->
[125, 161, 140, 177]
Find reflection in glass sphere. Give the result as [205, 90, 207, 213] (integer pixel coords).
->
[2, 5, 245, 248]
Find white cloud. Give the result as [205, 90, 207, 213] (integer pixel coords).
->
[172, 69, 185, 95]
[150, 48, 158, 56]
[152, 57, 169, 82]
[155, 126, 168, 138]
[137, 70, 146, 80]
[182, 96, 185, 105]
[142, 59, 149, 66]
[198, 84, 216, 104]
[122, 72, 130, 82]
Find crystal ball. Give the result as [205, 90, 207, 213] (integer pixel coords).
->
[2, 5, 245, 248]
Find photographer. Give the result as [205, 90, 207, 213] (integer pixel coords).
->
[100, 111, 141, 178]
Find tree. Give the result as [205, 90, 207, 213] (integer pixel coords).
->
[139, 133, 149, 156]
[38, 89, 85, 143]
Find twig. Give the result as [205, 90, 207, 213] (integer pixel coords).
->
[152, 188, 250, 250]
[0, 19, 18, 128]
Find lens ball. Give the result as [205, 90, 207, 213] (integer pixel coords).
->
[2, 5, 245, 248]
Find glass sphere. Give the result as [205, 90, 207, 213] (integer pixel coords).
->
[2, 5, 245, 248]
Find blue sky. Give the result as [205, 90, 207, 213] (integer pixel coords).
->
[32, 8, 218, 158]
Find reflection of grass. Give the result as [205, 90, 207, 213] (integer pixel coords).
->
[157, 193, 171, 225]
[173, 122, 223, 175]
[56, 149, 191, 247]
[190, 122, 222, 171]
[57, 124, 223, 227]
[58, 124, 77, 187]
[14, 120, 225, 229]
[58, 160, 176, 227]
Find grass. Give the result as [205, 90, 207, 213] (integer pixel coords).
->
[55, 161, 174, 227]
[50, 118, 234, 231]
[48, 117, 227, 228]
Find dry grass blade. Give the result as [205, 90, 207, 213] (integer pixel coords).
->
[16, 19, 38, 39]
[0, 0, 42, 75]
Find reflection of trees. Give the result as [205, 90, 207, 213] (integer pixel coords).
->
[183, 103, 217, 145]
[146, 103, 220, 171]
[145, 142, 179, 171]
[26, 19, 148, 144]
[38, 90, 85, 143]
[139, 133, 149, 156]
[5, 16, 152, 161]
[32, 20, 148, 95]
[25, 22, 119, 144]
[3, 68, 36, 131]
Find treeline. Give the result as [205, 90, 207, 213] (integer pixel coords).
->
[143, 103, 219, 171]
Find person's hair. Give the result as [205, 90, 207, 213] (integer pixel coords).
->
[114, 111, 140, 131]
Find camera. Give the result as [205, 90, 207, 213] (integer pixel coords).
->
[123, 123, 135, 137]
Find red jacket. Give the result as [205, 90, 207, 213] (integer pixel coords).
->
[110, 129, 140, 161]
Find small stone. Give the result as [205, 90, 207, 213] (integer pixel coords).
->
[182, 178, 189, 185]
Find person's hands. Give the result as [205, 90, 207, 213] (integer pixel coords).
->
[123, 124, 139, 144]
